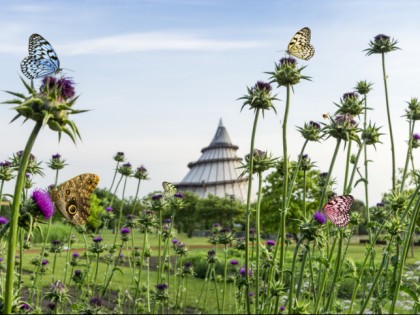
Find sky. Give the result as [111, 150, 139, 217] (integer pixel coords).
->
[1, 0, 420, 207]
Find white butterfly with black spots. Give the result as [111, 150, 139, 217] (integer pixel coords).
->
[322, 195, 354, 227]
[162, 181, 177, 198]
[286, 27, 315, 61]
[21, 34, 61, 80]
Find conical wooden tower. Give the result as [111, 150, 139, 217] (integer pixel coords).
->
[176, 119, 248, 202]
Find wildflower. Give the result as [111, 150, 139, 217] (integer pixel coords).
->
[335, 92, 365, 116]
[249, 227, 258, 242]
[89, 296, 102, 307]
[241, 149, 277, 175]
[106, 206, 113, 212]
[152, 194, 163, 201]
[234, 238, 246, 250]
[299, 154, 314, 171]
[120, 227, 131, 241]
[50, 239, 63, 253]
[31, 189, 54, 219]
[182, 261, 196, 277]
[216, 227, 234, 245]
[365, 34, 400, 55]
[266, 239, 275, 247]
[155, 283, 169, 301]
[207, 250, 217, 264]
[324, 114, 360, 143]
[41, 76, 76, 100]
[172, 239, 179, 245]
[405, 98, 420, 121]
[362, 122, 383, 148]
[72, 269, 83, 284]
[42, 259, 49, 266]
[230, 259, 239, 266]
[212, 223, 222, 234]
[0, 217, 8, 225]
[412, 133, 420, 149]
[174, 241, 188, 256]
[354, 80, 373, 95]
[240, 267, 252, 277]
[313, 211, 327, 225]
[20, 303, 31, 312]
[0, 161, 14, 182]
[268, 56, 311, 87]
[164, 218, 172, 223]
[113, 152, 125, 162]
[134, 165, 149, 180]
[118, 162, 132, 176]
[46, 153, 67, 170]
[239, 81, 278, 113]
[151, 194, 164, 211]
[174, 192, 184, 199]
[93, 236, 102, 243]
[298, 121, 322, 142]
[138, 210, 158, 231]
[280, 305, 286, 312]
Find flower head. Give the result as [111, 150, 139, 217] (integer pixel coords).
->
[240, 267, 252, 277]
[47, 153, 67, 170]
[32, 189, 54, 219]
[42, 259, 49, 266]
[239, 81, 278, 113]
[174, 192, 184, 199]
[266, 239, 275, 247]
[113, 152, 125, 162]
[106, 206, 113, 212]
[313, 211, 327, 225]
[298, 121, 323, 142]
[365, 34, 400, 55]
[0, 217, 8, 225]
[230, 259, 239, 266]
[134, 165, 149, 180]
[90, 296, 102, 307]
[152, 194, 163, 201]
[156, 283, 168, 291]
[255, 81, 272, 91]
[93, 236, 102, 243]
[268, 56, 310, 87]
[118, 162, 133, 176]
[354, 80, 373, 95]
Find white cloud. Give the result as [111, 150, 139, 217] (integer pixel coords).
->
[59, 32, 266, 55]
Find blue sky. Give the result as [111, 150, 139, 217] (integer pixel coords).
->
[1, 0, 419, 206]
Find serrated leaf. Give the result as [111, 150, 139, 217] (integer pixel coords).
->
[3, 91, 26, 99]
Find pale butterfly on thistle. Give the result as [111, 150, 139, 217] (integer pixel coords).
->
[21, 34, 62, 80]
[322, 195, 354, 227]
[286, 27, 315, 61]
[162, 181, 177, 198]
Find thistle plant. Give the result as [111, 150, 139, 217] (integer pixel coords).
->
[365, 34, 400, 190]
[2, 75, 85, 313]
[238, 80, 277, 312]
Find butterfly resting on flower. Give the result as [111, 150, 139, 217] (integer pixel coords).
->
[286, 27, 315, 61]
[21, 34, 62, 80]
[162, 181, 177, 198]
[322, 195, 354, 227]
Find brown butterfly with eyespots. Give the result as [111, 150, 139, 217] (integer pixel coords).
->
[50, 173, 99, 225]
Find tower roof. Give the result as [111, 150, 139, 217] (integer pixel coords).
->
[176, 118, 248, 202]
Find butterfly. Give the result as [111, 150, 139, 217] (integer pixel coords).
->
[322, 195, 354, 227]
[162, 181, 177, 198]
[21, 34, 61, 80]
[50, 174, 99, 225]
[286, 27, 315, 61]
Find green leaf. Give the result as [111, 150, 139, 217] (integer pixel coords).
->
[20, 77, 36, 95]
[61, 127, 77, 144]
[3, 91, 26, 99]
[2, 99, 23, 105]
[112, 267, 124, 275]
[400, 284, 419, 302]
[354, 178, 367, 187]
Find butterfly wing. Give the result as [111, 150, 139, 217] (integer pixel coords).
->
[323, 195, 354, 227]
[21, 34, 61, 79]
[286, 27, 315, 61]
[162, 181, 177, 198]
[51, 174, 99, 225]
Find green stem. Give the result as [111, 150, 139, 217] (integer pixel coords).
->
[133, 229, 148, 311]
[279, 84, 291, 280]
[343, 140, 352, 192]
[255, 172, 263, 314]
[5, 121, 42, 314]
[295, 243, 308, 300]
[244, 107, 260, 314]
[63, 225, 74, 285]
[101, 242, 125, 297]
[400, 119, 415, 192]
[325, 230, 344, 311]
[346, 143, 364, 194]
[287, 238, 304, 312]
[131, 178, 142, 214]
[112, 175, 128, 247]
[0, 180, 5, 213]
[303, 170, 307, 219]
[381, 52, 396, 190]
[286, 139, 309, 204]
[222, 244, 228, 314]
[390, 191, 420, 313]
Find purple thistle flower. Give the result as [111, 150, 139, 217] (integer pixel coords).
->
[47, 303, 56, 311]
[106, 206, 113, 212]
[413, 133, 420, 140]
[152, 194, 163, 201]
[172, 239, 179, 244]
[0, 217, 8, 225]
[93, 236, 102, 243]
[156, 283, 168, 291]
[42, 259, 49, 266]
[74, 269, 82, 276]
[51, 240, 60, 245]
[72, 252, 79, 258]
[255, 81, 272, 92]
[52, 153, 61, 159]
[184, 261, 193, 268]
[20, 303, 31, 311]
[120, 227, 131, 235]
[280, 57, 297, 65]
[313, 211, 327, 224]
[208, 250, 216, 257]
[0, 258, 3, 262]
[164, 218, 172, 223]
[342, 92, 359, 100]
[213, 223, 221, 228]
[309, 121, 321, 129]
[90, 296, 102, 307]
[280, 305, 286, 312]
[266, 240, 275, 246]
[123, 162, 132, 168]
[0, 161, 12, 167]
[249, 291, 255, 297]
[57, 77, 76, 100]
[174, 192, 184, 199]
[320, 172, 328, 178]
[376, 202, 385, 207]
[230, 259, 239, 266]
[25, 173, 31, 179]
[240, 267, 252, 277]
[374, 34, 390, 42]
[32, 189, 54, 219]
